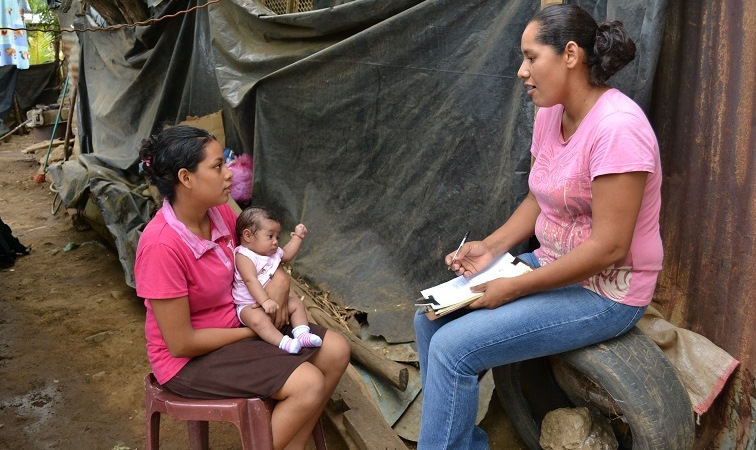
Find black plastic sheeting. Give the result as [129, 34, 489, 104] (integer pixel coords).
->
[49, 0, 666, 343]
[15, 61, 62, 111]
[1, 61, 61, 128]
[0, 66, 18, 130]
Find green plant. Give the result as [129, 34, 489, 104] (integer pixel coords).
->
[27, 0, 59, 28]
[26, 0, 60, 64]
[27, 30, 55, 64]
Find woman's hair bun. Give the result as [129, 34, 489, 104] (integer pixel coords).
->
[531, 5, 637, 86]
[136, 125, 214, 202]
[138, 135, 159, 181]
[589, 20, 636, 85]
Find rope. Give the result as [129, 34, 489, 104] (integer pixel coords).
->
[49, 182, 62, 214]
[1, 0, 224, 34]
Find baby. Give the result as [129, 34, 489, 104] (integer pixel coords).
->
[232, 207, 322, 353]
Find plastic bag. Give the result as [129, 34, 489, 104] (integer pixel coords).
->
[227, 153, 253, 205]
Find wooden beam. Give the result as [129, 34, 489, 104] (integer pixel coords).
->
[290, 280, 411, 391]
[328, 365, 408, 450]
[83, 0, 148, 25]
[23, 139, 73, 153]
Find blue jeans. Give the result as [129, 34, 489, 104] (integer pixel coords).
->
[413, 252, 647, 449]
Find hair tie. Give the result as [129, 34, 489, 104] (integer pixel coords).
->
[141, 157, 151, 168]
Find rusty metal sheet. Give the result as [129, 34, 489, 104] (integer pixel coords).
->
[649, 0, 755, 448]
[651, 0, 755, 375]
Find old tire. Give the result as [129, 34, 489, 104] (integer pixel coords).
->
[492, 327, 695, 449]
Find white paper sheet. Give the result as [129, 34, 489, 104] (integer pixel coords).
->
[419, 253, 532, 310]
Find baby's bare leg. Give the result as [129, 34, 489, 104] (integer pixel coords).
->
[240, 306, 283, 345]
[240, 306, 300, 353]
[287, 296, 309, 328]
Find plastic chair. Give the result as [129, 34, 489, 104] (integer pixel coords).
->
[145, 373, 327, 450]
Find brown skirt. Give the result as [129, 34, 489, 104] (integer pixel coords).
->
[163, 323, 327, 399]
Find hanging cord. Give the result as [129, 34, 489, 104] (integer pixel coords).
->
[1, 0, 225, 34]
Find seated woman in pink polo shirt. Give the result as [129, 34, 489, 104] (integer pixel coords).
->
[134, 125, 350, 450]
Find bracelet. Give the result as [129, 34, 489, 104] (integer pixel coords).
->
[292, 233, 305, 240]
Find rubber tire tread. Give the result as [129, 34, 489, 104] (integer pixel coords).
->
[493, 327, 695, 450]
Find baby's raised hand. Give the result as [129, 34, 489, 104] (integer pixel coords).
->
[292, 224, 308, 239]
[262, 299, 279, 314]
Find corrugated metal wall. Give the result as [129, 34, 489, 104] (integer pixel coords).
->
[650, 0, 755, 447]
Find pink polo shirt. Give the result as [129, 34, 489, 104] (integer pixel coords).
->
[530, 89, 663, 306]
[135, 199, 240, 384]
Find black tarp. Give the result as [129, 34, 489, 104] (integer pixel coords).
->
[16, 61, 62, 111]
[1, 61, 61, 130]
[0, 66, 18, 130]
[49, 0, 667, 343]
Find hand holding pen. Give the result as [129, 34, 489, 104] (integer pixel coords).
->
[447, 230, 470, 271]
[445, 232, 497, 277]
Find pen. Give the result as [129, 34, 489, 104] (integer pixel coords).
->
[448, 230, 470, 270]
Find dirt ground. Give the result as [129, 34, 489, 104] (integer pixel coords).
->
[0, 132, 525, 450]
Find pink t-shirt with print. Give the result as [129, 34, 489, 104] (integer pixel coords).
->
[529, 89, 663, 307]
[135, 200, 240, 384]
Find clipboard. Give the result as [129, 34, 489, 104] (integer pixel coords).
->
[415, 253, 532, 320]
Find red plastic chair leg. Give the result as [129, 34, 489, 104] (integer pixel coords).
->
[313, 417, 327, 450]
[188, 421, 209, 450]
[145, 411, 160, 450]
[237, 399, 274, 450]
[144, 373, 327, 450]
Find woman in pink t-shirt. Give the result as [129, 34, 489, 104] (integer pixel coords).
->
[134, 125, 349, 450]
[414, 5, 662, 449]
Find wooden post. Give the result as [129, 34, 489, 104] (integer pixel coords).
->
[63, 85, 77, 160]
[12, 95, 25, 134]
[84, 0, 148, 25]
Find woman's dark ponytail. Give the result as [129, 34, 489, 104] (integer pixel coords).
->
[531, 4, 636, 86]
